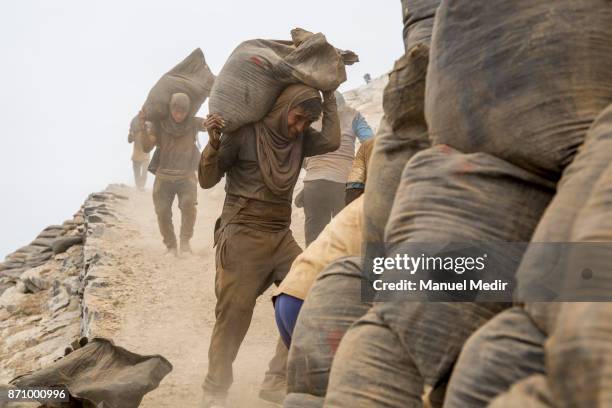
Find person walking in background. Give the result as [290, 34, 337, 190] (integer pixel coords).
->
[141, 93, 205, 256]
[128, 114, 150, 191]
[301, 91, 373, 246]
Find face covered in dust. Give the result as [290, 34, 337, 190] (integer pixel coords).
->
[169, 93, 191, 124]
[286, 98, 322, 139]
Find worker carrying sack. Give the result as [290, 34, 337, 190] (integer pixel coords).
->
[426, 0, 612, 181]
[208, 28, 358, 132]
[142, 48, 215, 121]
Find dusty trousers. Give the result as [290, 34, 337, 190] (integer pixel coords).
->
[303, 180, 346, 246]
[152, 175, 197, 249]
[132, 159, 149, 189]
[203, 223, 303, 398]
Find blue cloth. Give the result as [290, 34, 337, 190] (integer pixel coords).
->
[275, 294, 304, 348]
[352, 112, 374, 142]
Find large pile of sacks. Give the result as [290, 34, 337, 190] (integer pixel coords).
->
[282, 0, 612, 407]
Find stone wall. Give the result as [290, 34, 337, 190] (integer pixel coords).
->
[0, 185, 128, 383]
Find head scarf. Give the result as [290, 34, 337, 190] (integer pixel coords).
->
[255, 84, 321, 196]
[170, 93, 191, 114]
[160, 93, 197, 138]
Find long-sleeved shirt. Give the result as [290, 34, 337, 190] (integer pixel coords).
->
[142, 117, 205, 180]
[347, 137, 375, 188]
[303, 106, 374, 183]
[199, 97, 341, 208]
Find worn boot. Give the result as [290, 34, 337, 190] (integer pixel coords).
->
[166, 246, 178, 257]
[259, 387, 285, 406]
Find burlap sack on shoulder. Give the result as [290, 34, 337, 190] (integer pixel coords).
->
[209, 29, 356, 132]
[143, 48, 215, 121]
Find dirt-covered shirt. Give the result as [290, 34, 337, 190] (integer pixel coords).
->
[143, 117, 204, 180]
[199, 102, 341, 207]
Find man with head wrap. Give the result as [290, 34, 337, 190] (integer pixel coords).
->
[300, 91, 373, 246]
[198, 85, 340, 407]
[141, 92, 206, 256]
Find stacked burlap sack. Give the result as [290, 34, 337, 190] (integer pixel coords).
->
[445, 104, 612, 408]
[401, 0, 439, 52]
[490, 151, 612, 407]
[287, 0, 612, 407]
[324, 145, 553, 407]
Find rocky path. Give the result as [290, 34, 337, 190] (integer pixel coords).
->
[101, 184, 305, 408]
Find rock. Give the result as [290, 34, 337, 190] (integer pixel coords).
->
[13, 246, 36, 255]
[0, 277, 12, 297]
[31, 237, 59, 249]
[86, 214, 104, 223]
[89, 193, 110, 201]
[110, 192, 128, 200]
[2, 260, 24, 269]
[36, 230, 62, 239]
[47, 286, 70, 313]
[23, 252, 53, 268]
[44, 225, 65, 232]
[0, 285, 26, 309]
[51, 236, 83, 255]
[0, 268, 27, 280]
[62, 276, 81, 296]
[5, 253, 27, 262]
[20, 267, 51, 293]
[47, 283, 70, 313]
[54, 252, 69, 262]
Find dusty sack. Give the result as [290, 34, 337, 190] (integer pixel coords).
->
[327, 145, 554, 406]
[401, 0, 440, 50]
[426, 0, 612, 180]
[362, 44, 430, 266]
[286, 257, 372, 398]
[543, 161, 612, 407]
[489, 375, 554, 408]
[377, 144, 553, 383]
[383, 43, 429, 132]
[209, 29, 355, 132]
[143, 48, 215, 121]
[443, 307, 547, 408]
[516, 103, 612, 333]
[10, 338, 172, 408]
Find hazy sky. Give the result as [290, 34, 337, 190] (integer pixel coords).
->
[0, 1, 403, 257]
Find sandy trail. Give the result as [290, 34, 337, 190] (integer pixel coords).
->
[109, 183, 305, 408]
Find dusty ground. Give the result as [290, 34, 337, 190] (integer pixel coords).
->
[104, 182, 306, 408]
